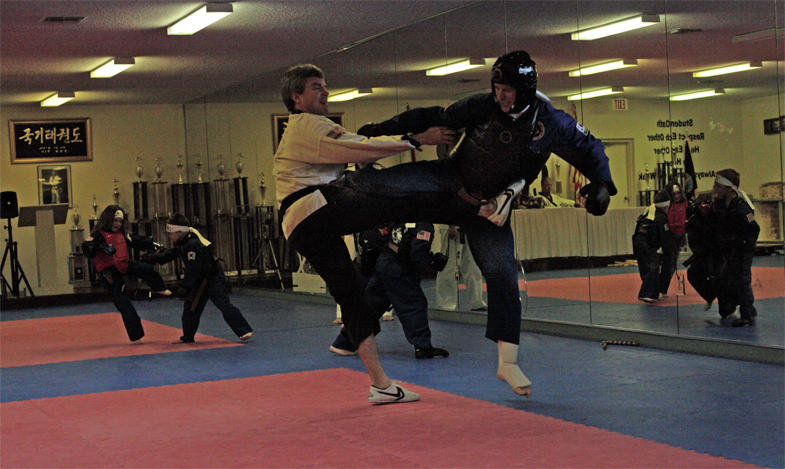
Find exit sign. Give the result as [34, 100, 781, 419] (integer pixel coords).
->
[612, 98, 629, 111]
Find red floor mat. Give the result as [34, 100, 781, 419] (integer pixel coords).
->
[1, 313, 241, 368]
[0, 368, 755, 468]
[525, 267, 783, 305]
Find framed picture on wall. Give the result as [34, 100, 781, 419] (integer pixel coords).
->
[272, 113, 344, 153]
[37, 164, 72, 206]
[10, 118, 92, 164]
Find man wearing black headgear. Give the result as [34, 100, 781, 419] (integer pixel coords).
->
[354, 50, 616, 397]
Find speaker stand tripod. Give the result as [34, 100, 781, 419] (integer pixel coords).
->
[1, 218, 34, 298]
[244, 239, 284, 290]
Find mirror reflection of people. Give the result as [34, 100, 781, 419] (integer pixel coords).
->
[660, 181, 688, 296]
[435, 225, 486, 312]
[632, 191, 673, 303]
[684, 193, 719, 313]
[709, 169, 760, 327]
[82, 205, 171, 343]
[536, 177, 583, 208]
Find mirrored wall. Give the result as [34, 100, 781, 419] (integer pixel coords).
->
[182, 0, 784, 349]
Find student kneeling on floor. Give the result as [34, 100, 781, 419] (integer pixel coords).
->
[632, 190, 674, 303]
[148, 214, 253, 343]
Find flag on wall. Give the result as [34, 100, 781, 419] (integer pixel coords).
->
[569, 165, 587, 193]
[683, 140, 697, 200]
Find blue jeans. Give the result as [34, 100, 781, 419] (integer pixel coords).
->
[289, 159, 522, 347]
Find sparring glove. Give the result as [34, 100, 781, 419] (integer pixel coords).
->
[98, 243, 116, 255]
[580, 182, 611, 216]
[486, 178, 526, 227]
[357, 123, 383, 137]
[428, 251, 449, 272]
[152, 241, 165, 252]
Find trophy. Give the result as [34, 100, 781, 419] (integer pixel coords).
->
[91, 194, 98, 219]
[259, 172, 266, 202]
[133, 157, 149, 220]
[177, 155, 184, 184]
[236, 153, 244, 175]
[72, 206, 80, 230]
[234, 153, 249, 213]
[195, 155, 203, 184]
[154, 157, 163, 183]
[217, 155, 227, 180]
[69, 205, 88, 286]
[135, 156, 144, 182]
[113, 178, 120, 204]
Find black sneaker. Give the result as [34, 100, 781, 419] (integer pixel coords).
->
[179, 336, 195, 343]
[415, 347, 449, 359]
[731, 317, 756, 327]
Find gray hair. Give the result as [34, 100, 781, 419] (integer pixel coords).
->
[280, 64, 324, 112]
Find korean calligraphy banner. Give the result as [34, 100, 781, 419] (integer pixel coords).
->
[9, 118, 92, 164]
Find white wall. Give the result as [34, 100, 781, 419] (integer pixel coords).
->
[1, 104, 185, 295]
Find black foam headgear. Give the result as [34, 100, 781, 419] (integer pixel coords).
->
[491, 50, 538, 112]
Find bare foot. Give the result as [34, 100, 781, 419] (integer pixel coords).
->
[702, 300, 713, 311]
[154, 289, 172, 297]
[332, 318, 343, 324]
[497, 363, 532, 398]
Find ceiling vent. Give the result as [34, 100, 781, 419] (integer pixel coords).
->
[41, 16, 86, 23]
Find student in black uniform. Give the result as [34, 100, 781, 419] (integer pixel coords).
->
[151, 214, 253, 342]
[632, 191, 674, 303]
[330, 221, 449, 359]
[709, 169, 760, 326]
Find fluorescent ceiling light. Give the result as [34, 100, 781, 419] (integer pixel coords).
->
[90, 57, 135, 78]
[567, 86, 623, 101]
[41, 92, 75, 107]
[168, 3, 233, 35]
[731, 27, 784, 43]
[569, 59, 638, 77]
[692, 61, 762, 78]
[572, 15, 660, 40]
[328, 88, 373, 102]
[426, 58, 486, 76]
[670, 88, 725, 101]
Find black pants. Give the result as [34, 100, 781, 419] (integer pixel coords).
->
[98, 261, 167, 342]
[687, 257, 716, 304]
[181, 269, 253, 341]
[633, 235, 661, 300]
[716, 263, 756, 320]
[288, 160, 522, 348]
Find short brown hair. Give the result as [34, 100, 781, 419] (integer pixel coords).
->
[280, 64, 324, 112]
[167, 213, 191, 227]
[716, 168, 740, 188]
